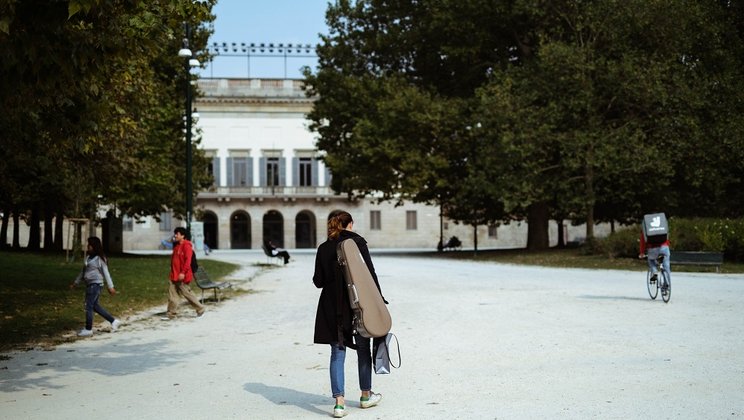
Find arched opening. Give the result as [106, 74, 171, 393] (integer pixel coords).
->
[201, 211, 218, 250]
[295, 210, 316, 248]
[263, 210, 284, 248]
[230, 211, 251, 249]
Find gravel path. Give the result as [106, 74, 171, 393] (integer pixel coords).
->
[1, 250, 742, 419]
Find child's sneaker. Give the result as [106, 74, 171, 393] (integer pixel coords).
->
[77, 329, 93, 337]
[360, 392, 382, 408]
[111, 319, 121, 331]
[332, 404, 346, 418]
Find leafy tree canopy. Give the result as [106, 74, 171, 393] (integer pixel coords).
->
[305, 0, 744, 249]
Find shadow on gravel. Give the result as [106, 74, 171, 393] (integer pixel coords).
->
[578, 295, 650, 302]
[243, 382, 328, 416]
[0, 339, 196, 393]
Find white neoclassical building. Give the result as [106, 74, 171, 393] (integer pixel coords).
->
[190, 77, 475, 251]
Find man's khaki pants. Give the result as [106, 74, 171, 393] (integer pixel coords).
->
[166, 280, 205, 318]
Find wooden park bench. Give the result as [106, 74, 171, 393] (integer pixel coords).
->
[670, 251, 724, 273]
[194, 266, 232, 302]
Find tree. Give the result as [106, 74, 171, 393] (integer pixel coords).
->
[305, 0, 744, 251]
[0, 0, 215, 249]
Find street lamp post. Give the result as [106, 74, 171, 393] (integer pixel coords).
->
[178, 23, 200, 231]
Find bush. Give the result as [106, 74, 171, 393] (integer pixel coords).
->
[588, 226, 640, 258]
[590, 218, 744, 262]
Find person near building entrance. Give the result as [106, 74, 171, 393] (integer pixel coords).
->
[266, 239, 290, 264]
[70, 236, 121, 336]
[163, 227, 205, 320]
[312, 211, 385, 418]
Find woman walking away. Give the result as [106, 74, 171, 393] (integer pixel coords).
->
[313, 211, 386, 418]
[70, 237, 121, 336]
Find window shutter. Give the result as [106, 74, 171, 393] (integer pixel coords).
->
[259, 157, 266, 186]
[292, 157, 299, 186]
[247, 157, 254, 187]
[311, 158, 319, 186]
[212, 157, 221, 186]
[279, 158, 286, 186]
[226, 157, 234, 186]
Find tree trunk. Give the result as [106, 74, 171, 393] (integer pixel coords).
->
[0, 208, 8, 249]
[473, 224, 478, 254]
[12, 210, 20, 249]
[585, 143, 596, 240]
[27, 206, 41, 250]
[586, 206, 595, 240]
[54, 209, 64, 251]
[556, 219, 565, 248]
[526, 201, 550, 250]
[43, 203, 54, 251]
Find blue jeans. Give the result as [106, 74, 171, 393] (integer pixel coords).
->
[329, 336, 372, 398]
[84, 283, 114, 329]
[647, 245, 671, 278]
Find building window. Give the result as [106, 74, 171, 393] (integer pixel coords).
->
[299, 158, 313, 186]
[266, 157, 280, 187]
[259, 155, 285, 187]
[123, 216, 133, 232]
[370, 210, 381, 230]
[406, 210, 417, 230]
[208, 156, 221, 186]
[159, 212, 172, 232]
[488, 224, 498, 238]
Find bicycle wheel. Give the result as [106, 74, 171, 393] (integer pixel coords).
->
[647, 270, 658, 300]
[661, 270, 671, 303]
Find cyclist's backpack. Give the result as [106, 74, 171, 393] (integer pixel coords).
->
[336, 238, 392, 338]
[191, 249, 199, 273]
[642, 213, 669, 245]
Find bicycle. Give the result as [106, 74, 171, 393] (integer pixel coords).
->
[645, 254, 671, 303]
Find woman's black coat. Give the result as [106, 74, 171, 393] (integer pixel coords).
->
[312, 230, 384, 347]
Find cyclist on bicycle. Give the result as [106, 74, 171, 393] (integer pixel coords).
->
[639, 230, 671, 285]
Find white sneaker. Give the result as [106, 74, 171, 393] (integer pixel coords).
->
[77, 329, 93, 337]
[332, 405, 347, 418]
[111, 319, 121, 331]
[360, 392, 382, 408]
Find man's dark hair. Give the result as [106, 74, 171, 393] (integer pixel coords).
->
[174, 227, 189, 237]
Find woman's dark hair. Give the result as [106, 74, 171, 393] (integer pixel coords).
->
[328, 211, 353, 239]
[87, 236, 107, 263]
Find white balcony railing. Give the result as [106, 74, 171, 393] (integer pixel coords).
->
[200, 186, 333, 198]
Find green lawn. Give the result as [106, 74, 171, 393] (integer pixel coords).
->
[0, 251, 240, 351]
[435, 247, 744, 273]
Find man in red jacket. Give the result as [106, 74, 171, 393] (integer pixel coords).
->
[163, 227, 205, 320]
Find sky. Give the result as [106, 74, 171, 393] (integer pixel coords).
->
[199, 0, 331, 79]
